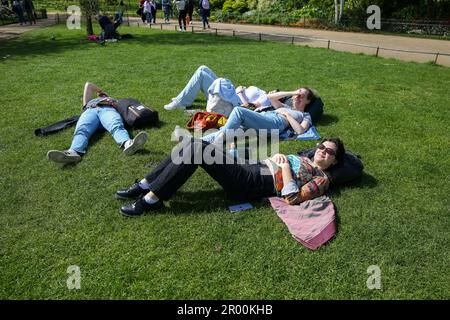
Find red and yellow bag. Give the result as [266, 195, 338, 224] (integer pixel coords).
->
[186, 111, 227, 131]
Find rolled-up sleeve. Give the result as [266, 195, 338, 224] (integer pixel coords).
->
[281, 180, 299, 196]
[283, 176, 330, 205]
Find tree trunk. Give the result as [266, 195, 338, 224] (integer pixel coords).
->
[339, 0, 345, 21]
[86, 16, 94, 36]
[334, 0, 338, 24]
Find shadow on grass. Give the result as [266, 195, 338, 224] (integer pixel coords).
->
[317, 114, 339, 126]
[165, 189, 273, 215]
[328, 172, 378, 199]
[0, 30, 253, 60]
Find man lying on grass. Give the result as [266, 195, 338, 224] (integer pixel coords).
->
[47, 82, 148, 164]
[115, 137, 345, 217]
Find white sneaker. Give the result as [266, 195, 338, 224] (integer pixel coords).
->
[164, 98, 186, 110]
[123, 132, 148, 155]
[47, 149, 81, 164]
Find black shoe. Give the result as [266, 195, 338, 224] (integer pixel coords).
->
[120, 197, 163, 217]
[116, 180, 147, 200]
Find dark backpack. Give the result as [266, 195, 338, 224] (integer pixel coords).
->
[298, 148, 364, 187]
[115, 98, 159, 128]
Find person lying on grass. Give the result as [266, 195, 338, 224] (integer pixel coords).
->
[163, 65, 274, 111]
[202, 87, 316, 144]
[115, 137, 345, 217]
[47, 82, 148, 164]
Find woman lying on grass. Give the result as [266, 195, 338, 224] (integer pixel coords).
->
[115, 137, 345, 217]
[163, 65, 272, 111]
[202, 87, 317, 144]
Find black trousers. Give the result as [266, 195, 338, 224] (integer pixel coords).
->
[145, 139, 276, 201]
[178, 9, 186, 30]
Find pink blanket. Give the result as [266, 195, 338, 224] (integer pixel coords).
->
[269, 196, 336, 250]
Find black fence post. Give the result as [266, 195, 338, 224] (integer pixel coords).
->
[215, 28, 218, 35]
[233, 30, 235, 37]
[375, 47, 380, 57]
[259, 33, 261, 41]
[291, 36, 294, 45]
[327, 40, 330, 49]
[191, 26, 194, 33]
[434, 52, 440, 64]
[160, 23, 163, 30]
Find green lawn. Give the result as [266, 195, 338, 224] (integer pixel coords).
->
[0, 24, 449, 299]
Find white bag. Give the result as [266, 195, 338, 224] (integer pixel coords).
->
[206, 93, 234, 118]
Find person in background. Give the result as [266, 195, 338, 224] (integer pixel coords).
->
[174, 0, 186, 31]
[199, 0, 210, 29]
[186, 0, 194, 25]
[162, 0, 170, 22]
[138, 0, 146, 23]
[12, 0, 25, 25]
[149, 0, 157, 24]
[23, 0, 36, 25]
[143, 0, 153, 25]
[97, 15, 117, 40]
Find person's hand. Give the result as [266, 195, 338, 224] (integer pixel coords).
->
[236, 86, 245, 94]
[101, 98, 116, 107]
[275, 109, 289, 117]
[272, 153, 288, 165]
[279, 162, 291, 170]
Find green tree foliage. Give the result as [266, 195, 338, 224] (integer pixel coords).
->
[213, 0, 450, 21]
[209, 0, 227, 10]
[222, 0, 249, 14]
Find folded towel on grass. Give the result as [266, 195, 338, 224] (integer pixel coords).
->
[269, 195, 336, 250]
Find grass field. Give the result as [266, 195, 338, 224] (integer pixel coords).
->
[0, 24, 449, 299]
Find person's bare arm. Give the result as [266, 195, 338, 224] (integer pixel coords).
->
[267, 90, 300, 109]
[235, 86, 248, 105]
[275, 109, 310, 134]
[83, 82, 107, 106]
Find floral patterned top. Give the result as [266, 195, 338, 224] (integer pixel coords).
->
[264, 155, 330, 205]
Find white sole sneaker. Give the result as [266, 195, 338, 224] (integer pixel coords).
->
[164, 99, 186, 110]
[47, 150, 81, 164]
[123, 132, 148, 155]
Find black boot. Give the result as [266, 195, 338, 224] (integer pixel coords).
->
[116, 180, 147, 199]
[120, 197, 164, 217]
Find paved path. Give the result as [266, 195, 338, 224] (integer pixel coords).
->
[208, 21, 450, 66]
[2, 13, 449, 66]
[126, 17, 450, 66]
[0, 17, 57, 41]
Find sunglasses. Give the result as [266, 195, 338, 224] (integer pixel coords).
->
[317, 144, 336, 157]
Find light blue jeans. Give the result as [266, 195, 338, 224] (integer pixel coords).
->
[174, 65, 218, 106]
[203, 107, 288, 142]
[70, 107, 130, 154]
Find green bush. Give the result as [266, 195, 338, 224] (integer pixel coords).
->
[291, 4, 327, 19]
[222, 0, 248, 14]
[209, 0, 226, 11]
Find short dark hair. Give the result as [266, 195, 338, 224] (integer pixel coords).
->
[321, 137, 345, 165]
